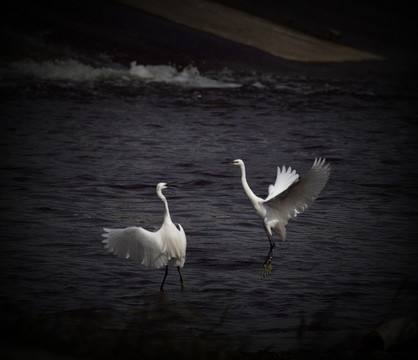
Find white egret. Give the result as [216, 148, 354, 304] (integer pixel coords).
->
[233, 158, 330, 277]
[102, 182, 187, 292]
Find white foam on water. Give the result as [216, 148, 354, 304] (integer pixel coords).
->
[8, 59, 242, 88]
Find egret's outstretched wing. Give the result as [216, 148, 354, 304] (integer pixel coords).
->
[265, 158, 330, 220]
[264, 165, 299, 202]
[102, 227, 167, 269]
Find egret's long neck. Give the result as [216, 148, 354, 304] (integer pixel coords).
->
[239, 164, 260, 206]
[158, 190, 171, 223]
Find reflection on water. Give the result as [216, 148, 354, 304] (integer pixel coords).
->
[1, 63, 418, 357]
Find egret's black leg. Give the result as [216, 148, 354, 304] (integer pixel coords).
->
[262, 224, 275, 248]
[160, 265, 168, 293]
[262, 232, 276, 278]
[177, 266, 184, 291]
[263, 243, 276, 265]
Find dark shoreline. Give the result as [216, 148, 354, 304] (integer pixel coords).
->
[2, 0, 417, 77]
[2, 308, 417, 360]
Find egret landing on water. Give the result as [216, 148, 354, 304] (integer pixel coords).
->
[233, 158, 330, 277]
[102, 183, 187, 293]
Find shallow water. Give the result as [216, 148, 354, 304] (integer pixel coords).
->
[1, 57, 418, 355]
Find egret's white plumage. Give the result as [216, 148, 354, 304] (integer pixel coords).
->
[233, 158, 330, 276]
[102, 183, 187, 292]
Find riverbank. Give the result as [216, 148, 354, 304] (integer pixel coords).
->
[2, 0, 417, 76]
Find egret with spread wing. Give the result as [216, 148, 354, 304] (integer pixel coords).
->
[232, 158, 330, 277]
[102, 183, 187, 292]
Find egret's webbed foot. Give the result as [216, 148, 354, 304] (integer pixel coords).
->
[262, 263, 272, 277]
[262, 242, 276, 278]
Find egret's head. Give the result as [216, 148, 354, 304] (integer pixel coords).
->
[157, 182, 168, 191]
[232, 159, 243, 166]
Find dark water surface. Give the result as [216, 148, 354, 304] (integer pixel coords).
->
[2, 63, 418, 357]
[1, 2, 418, 358]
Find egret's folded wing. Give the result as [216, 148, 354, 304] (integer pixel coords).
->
[178, 224, 187, 256]
[265, 158, 330, 220]
[175, 223, 187, 268]
[264, 165, 299, 202]
[102, 227, 167, 269]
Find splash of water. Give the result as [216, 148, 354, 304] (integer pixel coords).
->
[8, 59, 241, 88]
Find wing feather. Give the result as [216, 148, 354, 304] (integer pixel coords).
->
[102, 227, 167, 269]
[264, 158, 330, 220]
[264, 165, 300, 202]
